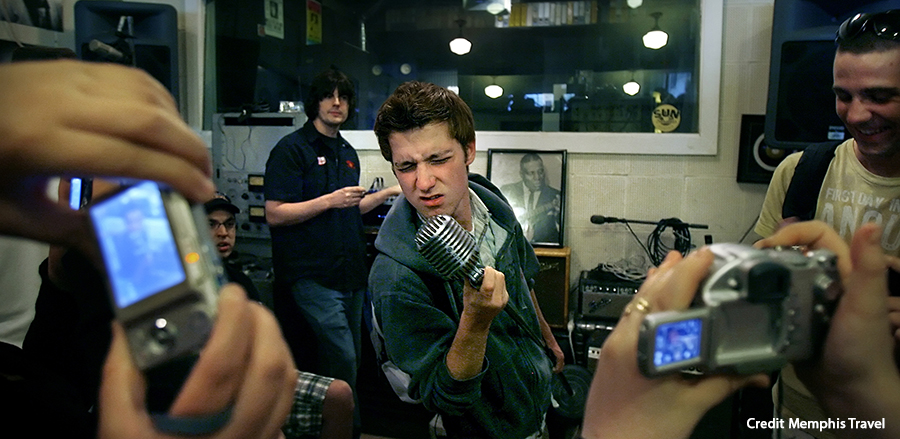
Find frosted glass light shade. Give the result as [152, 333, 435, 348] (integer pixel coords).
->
[643, 29, 668, 49]
[484, 84, 503, 99]
[449, 37, 472, 55]
[623, 81, 640, 96]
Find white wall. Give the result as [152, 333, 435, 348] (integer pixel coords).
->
[357, 0, 777, 289]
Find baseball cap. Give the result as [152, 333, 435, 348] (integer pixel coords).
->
[204, 193, 239, 214]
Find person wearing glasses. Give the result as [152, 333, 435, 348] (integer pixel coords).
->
[753, 10, 900, 439]
[204, 193, 356, 439]
[204, 194, 261, 302]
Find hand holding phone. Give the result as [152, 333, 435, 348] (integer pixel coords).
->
[89, 180, 234, 434]
[89, 180, 224, 371]
[99, 284, 298, 439]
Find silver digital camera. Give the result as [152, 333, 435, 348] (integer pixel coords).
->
[89, 181, 225, 371]
[637, 243, 840, 377]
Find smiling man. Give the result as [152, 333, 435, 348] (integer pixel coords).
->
[753, 10, 900, 439]
[756, 10, 900, 248]
[369, 81, 564, 439]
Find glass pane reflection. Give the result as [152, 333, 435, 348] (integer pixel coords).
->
[211, 0, 702, 134]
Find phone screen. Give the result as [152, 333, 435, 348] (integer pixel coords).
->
[653, 318, 702, 367]
[90, 181, 186, 308]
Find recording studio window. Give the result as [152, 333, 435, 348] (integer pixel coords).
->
[205, 0, 722, 155]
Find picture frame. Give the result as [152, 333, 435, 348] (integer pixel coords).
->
[486, 149, 567, 247]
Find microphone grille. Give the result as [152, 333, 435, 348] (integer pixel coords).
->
[415, 215, 483, 284]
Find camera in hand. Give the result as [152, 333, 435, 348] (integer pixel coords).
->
[637, 243, 839, 377]
[89, 181, 225, 371]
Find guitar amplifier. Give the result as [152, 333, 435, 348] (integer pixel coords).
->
[571, 317, 616, 372]
[578, 269, 642, 320]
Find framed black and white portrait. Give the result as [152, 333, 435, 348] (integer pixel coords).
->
[487, 149, 567, 247]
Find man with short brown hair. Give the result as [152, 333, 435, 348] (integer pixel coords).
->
[370, 81, 563, 438]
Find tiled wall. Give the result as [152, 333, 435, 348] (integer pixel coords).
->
[359, 0, 779, 288]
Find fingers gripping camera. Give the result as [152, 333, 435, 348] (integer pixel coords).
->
[90, 181, 225, 371]
[637, 243, 840, 377]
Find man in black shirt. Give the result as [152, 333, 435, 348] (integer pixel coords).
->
[264, 69, 399, 394]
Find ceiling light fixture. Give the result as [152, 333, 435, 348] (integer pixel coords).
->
[623, 77, 640, 96]
[623, 81, 640, 95]
[642, 12, 668, 50]
[486, 0, 510, 15]
[485, 77, 503, 99]
[449, 19, 472, 55]
[627, 0, 642, 9]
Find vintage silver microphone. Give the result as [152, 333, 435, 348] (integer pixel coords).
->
[415, 215, 549, 350]
[415, 214, 484, 286]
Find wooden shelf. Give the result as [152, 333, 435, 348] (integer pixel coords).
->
[534, 246, 570, 258]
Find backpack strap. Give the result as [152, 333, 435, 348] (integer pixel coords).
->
[778, 139, 900, 296]
[782, 140, 842, 221]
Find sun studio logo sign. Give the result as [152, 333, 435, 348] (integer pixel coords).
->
[652, 104, 681, 133]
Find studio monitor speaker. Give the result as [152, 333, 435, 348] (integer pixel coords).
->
[533, 247, 571, 329]
[75, 1, 179, 106]
[737, 115, 798, 184]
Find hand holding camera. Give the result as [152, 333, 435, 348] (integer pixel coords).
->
[637, 243, 840, 377]
[582, 221, 900, 439]
[87, 180, 298, 435]
[99, 284, 298, 439]
[756, 221, 900, 434]
[581, 250, 770, 439]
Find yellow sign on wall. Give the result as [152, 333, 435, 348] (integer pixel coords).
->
[307, 0, 322, 45]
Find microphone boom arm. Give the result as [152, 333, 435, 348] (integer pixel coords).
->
[591, 215, 708, 229]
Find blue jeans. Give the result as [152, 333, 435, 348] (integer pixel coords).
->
[290, 278, 364, 389]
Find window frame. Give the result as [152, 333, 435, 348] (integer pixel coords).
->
[343, 0, 723, 155]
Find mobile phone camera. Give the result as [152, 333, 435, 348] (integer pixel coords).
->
[89, 181, 225, 371]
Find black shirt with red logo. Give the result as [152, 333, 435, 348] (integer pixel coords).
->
[265, 120, 366, 291]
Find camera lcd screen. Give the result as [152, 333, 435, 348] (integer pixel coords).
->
[70, 178, 83, 210]
[91, 181, 186, 308]
[653, 318, 702, 367]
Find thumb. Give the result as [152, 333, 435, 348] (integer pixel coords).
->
[844, 223, 890, 316]
[480, 266, 497, 292]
